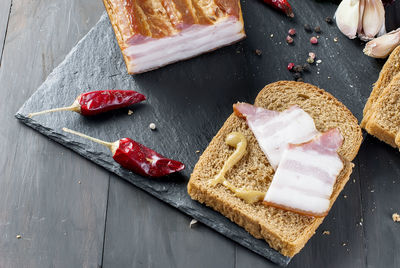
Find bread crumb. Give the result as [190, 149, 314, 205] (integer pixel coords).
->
[392, 213, 400, 222]
[270, 34, 274, 38]
[344, 195, 347, 199]
[316, 60, 322, 64]
[189, 219, 198, 228]
[149, 123, 156, 130]
[128, 110, 133, 115]
[342, 242, 347, 246]
[322, 230, 330, 235]
[195, 150, 200, 154]
[78, 181, 81, 184]
[334, 37, 338, 42]
[16, 235, 21, 239]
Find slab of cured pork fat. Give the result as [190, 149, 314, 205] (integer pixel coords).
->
[103, 0, 246, 74]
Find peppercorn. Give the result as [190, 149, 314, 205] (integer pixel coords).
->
[293, 72, 302, 80]
[325, 17, 333, 24]
[288, 28, 296, 36]
[286, 35, 294, 44]
[304, 24, 312, 33]
[302, 63, 311, 72]
[287, 62, 295, 71]
[314, 26, 321, 33]
[310, 36, 318, 44]
[293, 65, 303, 73]
[255, 49, 262, 56]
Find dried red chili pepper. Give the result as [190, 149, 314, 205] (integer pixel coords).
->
[262, 0, 294, 18]
[62, 128, 185, 177]
[28, 90, 146, 117]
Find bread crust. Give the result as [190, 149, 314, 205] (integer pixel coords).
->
[363, 72, 400, 148]
[188, 81, 362, 257]
[362, 45, 400, 128]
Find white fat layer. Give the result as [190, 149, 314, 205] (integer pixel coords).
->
[265, 187, 331, 214]
[270, 169, 334, 198]
[247, 107, 318, 169]
[284, 148, 343, 177]
[123, 17, 245, 73]
[264, 141, 343, 215]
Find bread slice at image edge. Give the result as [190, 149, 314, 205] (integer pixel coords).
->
[361, 45, 400, 128]
[188, 81, 362, 257]
[364, 72, 400, 148]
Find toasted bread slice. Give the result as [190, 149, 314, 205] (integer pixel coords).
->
[361, 46, 400, 128]
[188, 81, 362, 257]
[364, 72, 400, 148]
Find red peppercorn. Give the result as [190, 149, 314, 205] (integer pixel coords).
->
[286, 36, 294, 44]
[310, 37, 318, 44]
[288, 28, 296, 36]
[287, 62, 295, 71]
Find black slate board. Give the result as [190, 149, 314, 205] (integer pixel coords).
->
[15, 1, 399, 266]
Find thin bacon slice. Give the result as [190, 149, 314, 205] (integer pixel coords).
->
[233, 102, 319, 169]
[263, 129, 344, 217]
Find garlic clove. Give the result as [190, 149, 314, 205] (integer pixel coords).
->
[364, 28, 400, 58]
[360, 0, 385, 41]
[357, 0, 365, 35]
[335, 0, 360, 39]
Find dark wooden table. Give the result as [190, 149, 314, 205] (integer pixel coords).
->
[1, 1, 399, 267]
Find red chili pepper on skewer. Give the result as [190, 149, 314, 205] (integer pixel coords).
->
[262, 0, 294, 18]
[28, 90, 146, 118]
[62, 128, 185, 177]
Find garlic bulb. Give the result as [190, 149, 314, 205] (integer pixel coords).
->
[364, 28, 400, 58]
[335, 0, 360, 39]
[335, 0, 385, 41]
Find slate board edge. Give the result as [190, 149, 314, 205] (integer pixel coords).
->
[15, 113, 291, 266]
[12, 12, 291, 265]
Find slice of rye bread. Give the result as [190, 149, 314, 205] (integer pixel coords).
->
[188, 81, 362, 257]
[364, 72, 400, 148]
[361, 45, 400, 128]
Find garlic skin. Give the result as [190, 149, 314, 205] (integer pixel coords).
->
[335, 0, 360, 39]
[359, 0, 385, 41]
[364, 28, 400, 58]
[357, 0, 365, 34]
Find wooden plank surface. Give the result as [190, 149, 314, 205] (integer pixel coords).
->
[1, 0, 400, 267]
[102, 177, 236, 268]
[0, 0, 106, 267]
[358, 137, 400, 268]
[0, 0, 11, 65]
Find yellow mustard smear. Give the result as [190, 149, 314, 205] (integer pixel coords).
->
[209, 132, 265, 204]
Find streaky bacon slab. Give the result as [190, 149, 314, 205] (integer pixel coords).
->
[104, 0, 246, 74]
